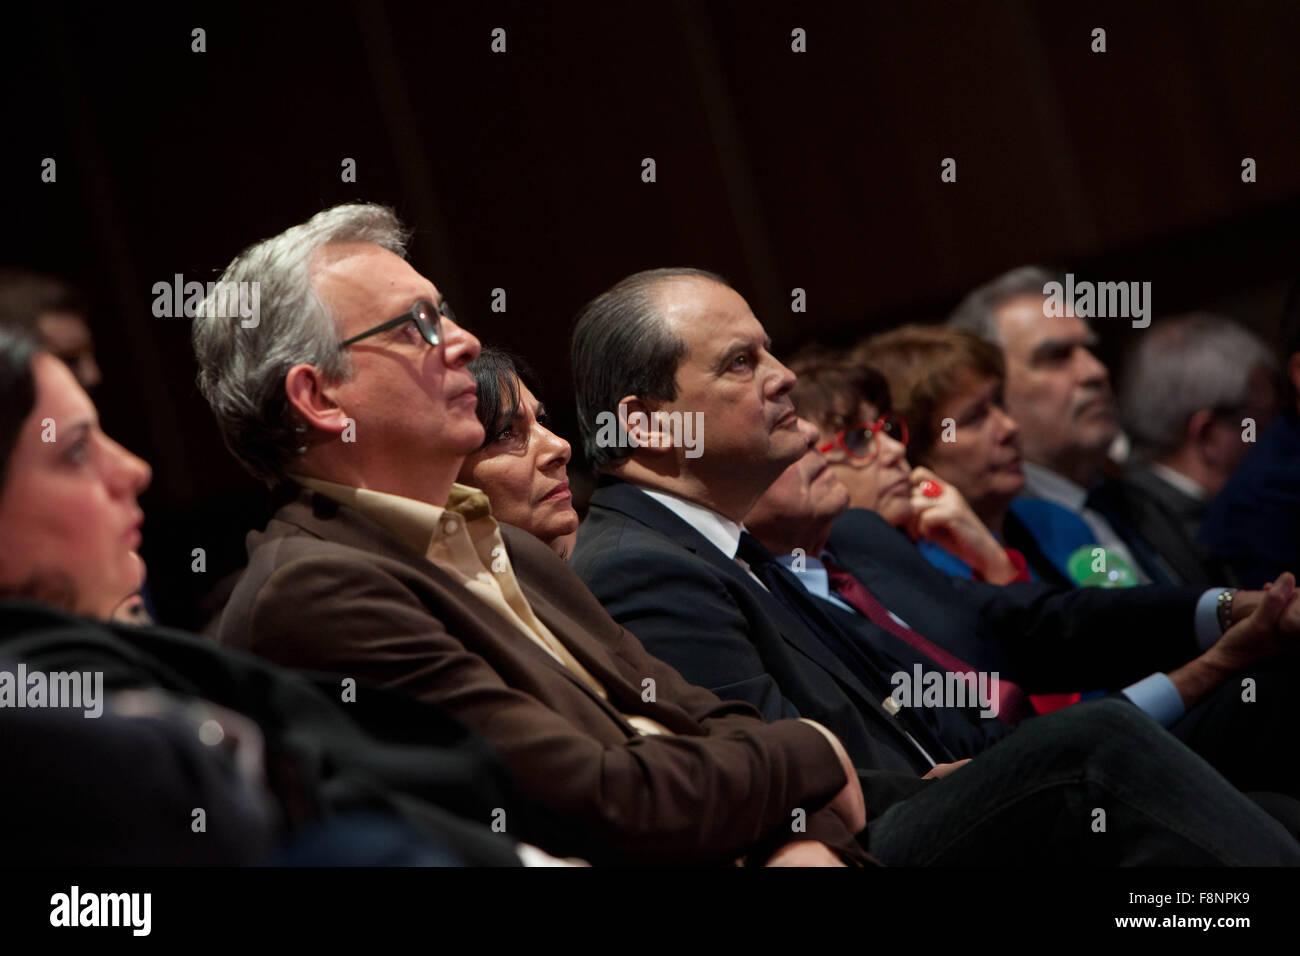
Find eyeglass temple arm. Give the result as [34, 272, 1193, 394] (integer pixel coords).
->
[338, 313, 411, 348]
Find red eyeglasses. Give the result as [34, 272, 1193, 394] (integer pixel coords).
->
[818, 413, 909, 460]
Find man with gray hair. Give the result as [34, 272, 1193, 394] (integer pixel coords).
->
[949, 266, 1168, 583]
[1095, 314, 1280, 587]
[193, 203, 873, 867]
[1202, 279, 1300, 587]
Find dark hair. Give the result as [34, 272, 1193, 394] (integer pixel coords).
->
[0, 267, 89, 332]
[0, 326, 82, 610]
[468, 347, 545, 448]
[785, 349, 893, 433]
[571, 267, 727, 471]
[0, 325, 41, 493]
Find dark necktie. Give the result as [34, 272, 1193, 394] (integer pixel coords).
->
[820, 554, 1033, 726]
[736, 532, 948, 765]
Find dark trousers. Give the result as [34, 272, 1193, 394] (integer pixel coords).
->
[1170, 664, 1299, 799]
[867, 699, 1299, 865]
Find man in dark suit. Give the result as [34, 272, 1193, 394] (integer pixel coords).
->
[742, 423, 1300, 803]
[568, 266, 1300, 862]
[946, 266, 1174, 583]
[1202, 282, 1300, 588]
[193, 205, 868, 867]
[1088, 465, 1236, 589]
[1095, 313, 1280, 588]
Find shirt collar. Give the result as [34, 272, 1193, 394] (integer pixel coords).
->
[1147, 462, 1208, 502]
[1021, 462, 1089, 512]
[638, 487, 745, 560]
[776, 551, 831, 598]
[290, 474, 495, 554]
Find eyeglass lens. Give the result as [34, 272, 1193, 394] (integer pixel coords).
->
[414, 300, 444, 347]
[844, 416, 905, 457]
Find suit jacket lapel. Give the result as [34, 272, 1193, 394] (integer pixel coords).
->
[1124, 470, 1211, 581]
[747, 553, 953, 757]
[589, 481, 920, 734]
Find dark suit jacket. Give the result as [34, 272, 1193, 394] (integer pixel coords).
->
[1201, 407, 1300, 587]
[572, 478, 948, 819]
[573, 482, 1206, 775]
[216, 484, 865, 866]
[1086, 467, 1236, 589]
[810, 588, 1016, 757]
[826, 507, 1206, 692]
[0, 599, 527, 866]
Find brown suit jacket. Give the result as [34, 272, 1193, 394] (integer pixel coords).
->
[218, 485, 867, 865]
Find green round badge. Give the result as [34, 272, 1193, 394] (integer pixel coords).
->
[1065, 546, 1138, 588]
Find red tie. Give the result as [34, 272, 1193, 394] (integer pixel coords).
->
[821, 556, 1034, 725]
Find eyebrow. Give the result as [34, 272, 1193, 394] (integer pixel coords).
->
[60, 421, 93, 442]
[1030, 334, 1097, 361]
[391, 292, 443, 319]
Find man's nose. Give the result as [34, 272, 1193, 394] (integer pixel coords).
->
[1075, 346, 1111, 389]
[442, 319, 481, 368]
[768, 355, 797, 399]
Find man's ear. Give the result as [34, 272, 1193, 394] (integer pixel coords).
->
[1185, 407, 1221, 466]
[617, 394, 672, 454]
[1186, 407, 1216, 445]
[285, 363, 348, 436]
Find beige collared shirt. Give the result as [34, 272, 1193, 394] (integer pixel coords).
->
[291, 475, 672, 736]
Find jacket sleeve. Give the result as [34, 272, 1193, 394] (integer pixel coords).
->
[580, 594, 871, 861]
[238, 551, 863, 865]
[832, 507, 1206, 691]
[950, 577, 1205, 691]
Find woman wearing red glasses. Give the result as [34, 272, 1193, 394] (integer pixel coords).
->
[789, 353, 1031, 585]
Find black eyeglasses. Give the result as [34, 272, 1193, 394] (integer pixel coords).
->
[338, 298, 455, 350]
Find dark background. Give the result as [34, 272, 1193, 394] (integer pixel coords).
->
[6, 0, 1300, 628]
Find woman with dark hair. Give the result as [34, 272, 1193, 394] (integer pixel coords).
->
[0, 325, 151, 616]
[457, 347, 580, 558]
